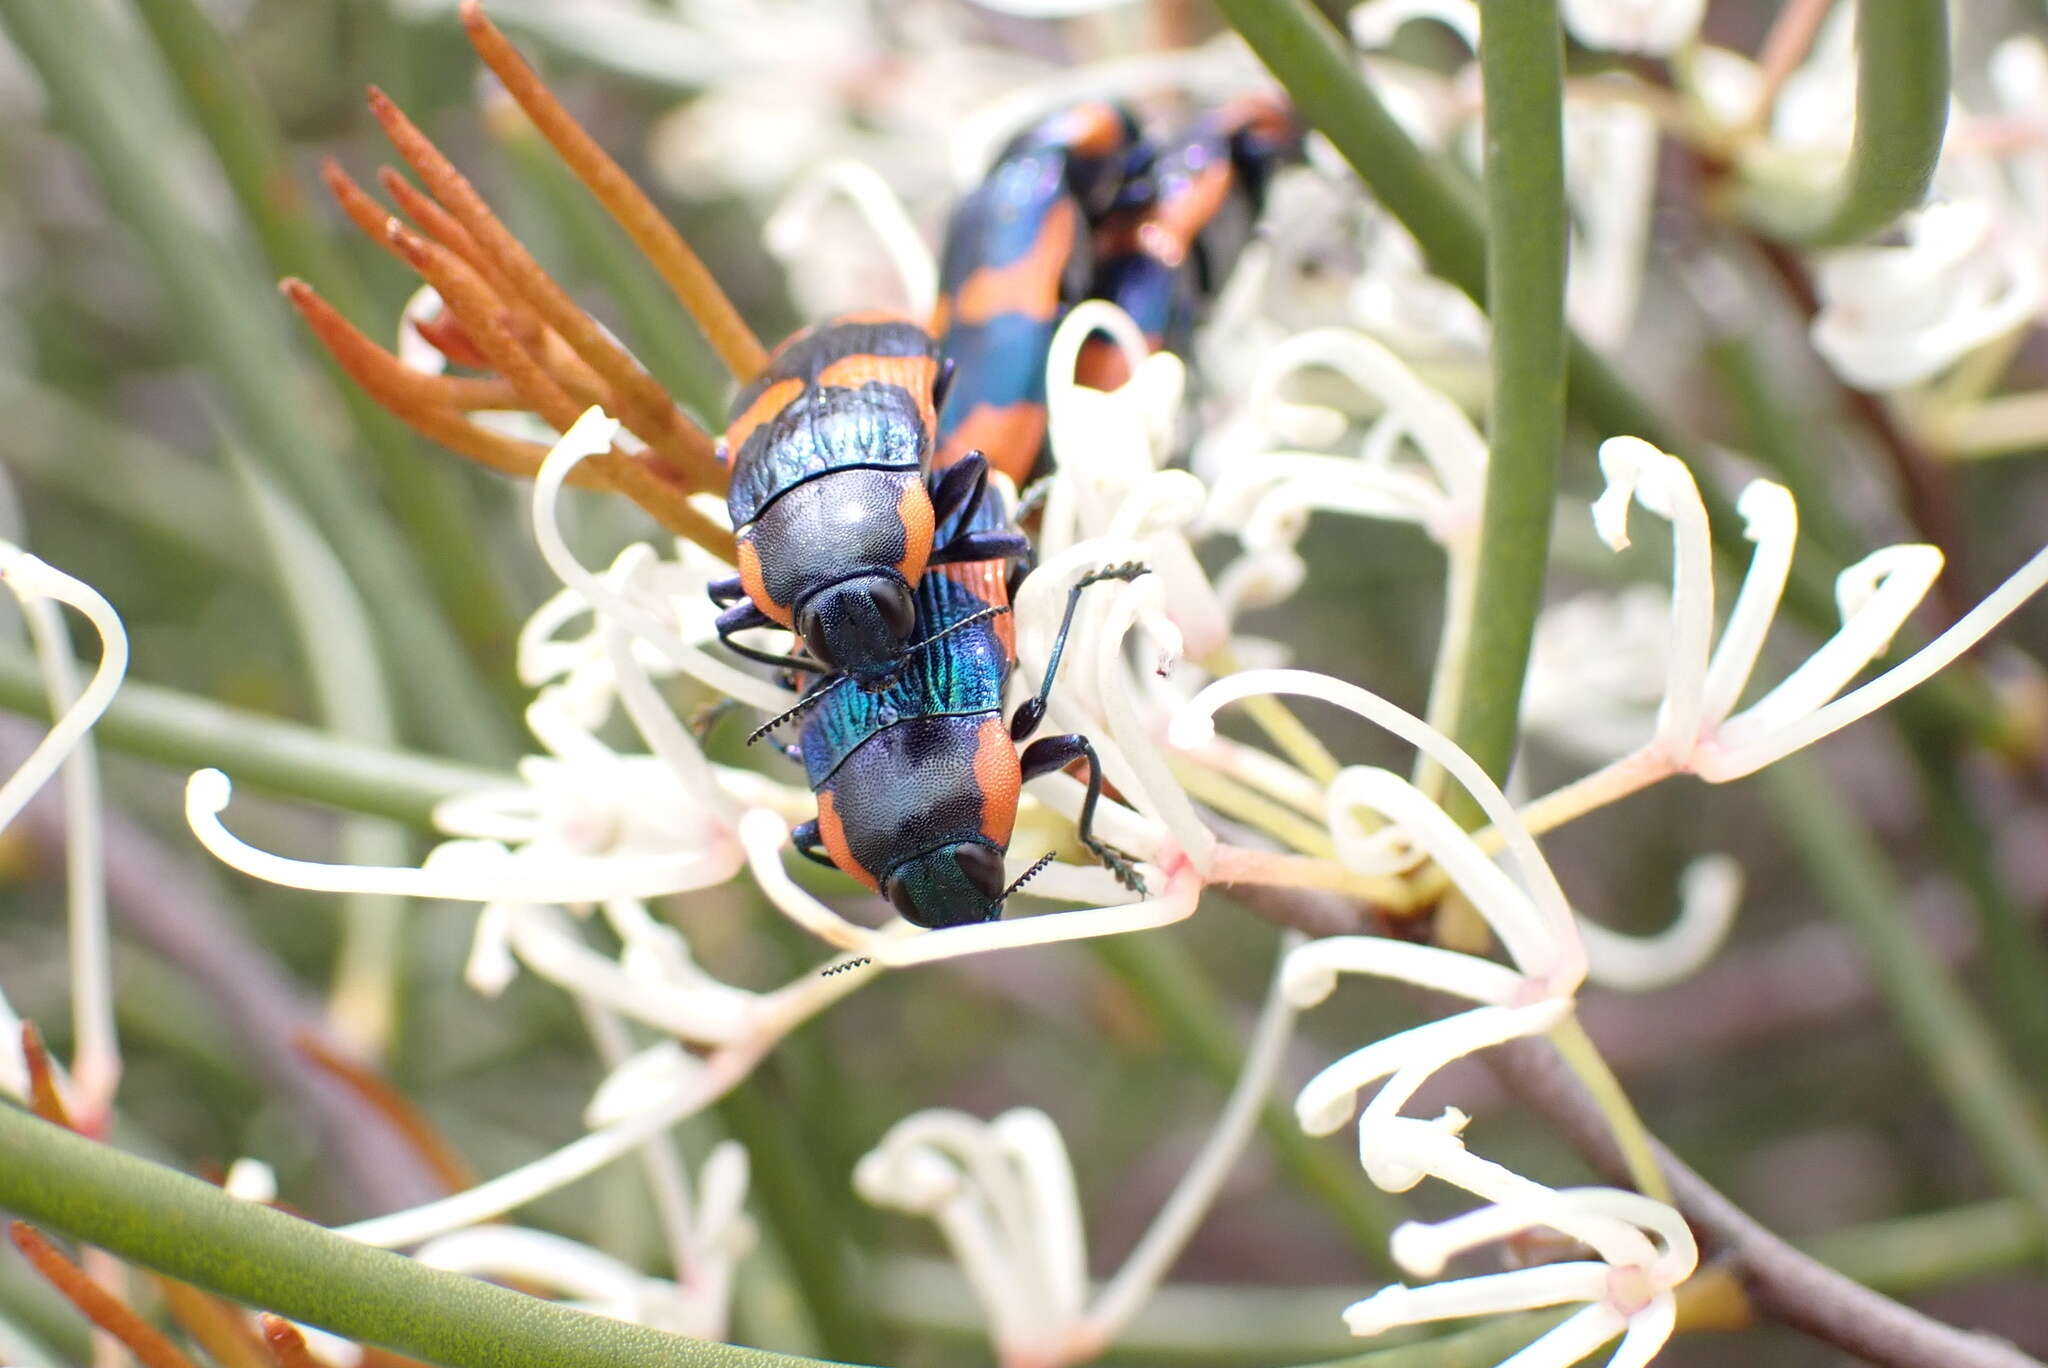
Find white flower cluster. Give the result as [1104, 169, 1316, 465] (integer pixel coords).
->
[9, 5, 2043, 1365]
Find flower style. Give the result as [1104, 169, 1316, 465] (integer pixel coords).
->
[1516, 436, 2048, 840]
[0, 541, 127, 1130]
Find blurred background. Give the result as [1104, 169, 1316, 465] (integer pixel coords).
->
[0, 1, 2044, 1365]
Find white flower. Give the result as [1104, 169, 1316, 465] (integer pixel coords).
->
[1514, 437, 2048, 835]
[856, 933, 1299, 1367]
[1169, 669, 1695, 1366]
[1809, 200, 2043, 391]
[1559, 0, 1704, 57]
[1521, 585, 1675, 763]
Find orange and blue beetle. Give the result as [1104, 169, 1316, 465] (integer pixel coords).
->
[931, 101, 1144, 487]
[709, 313, 1030, 684]
[1081, 92, 1302, 390]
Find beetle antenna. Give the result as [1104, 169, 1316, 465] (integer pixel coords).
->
[906, 603, 1012, 653]
[1000, 851, 1059, 902]
[746, 674, 849, 745]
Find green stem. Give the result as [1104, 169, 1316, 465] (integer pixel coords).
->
[0, 0, 516, 762]
[1902, 732, 2048, 1098]
[128, 0, 522, 691]
[1762, 759, 2048, 1236]
[1736, 0, 1950, 247]
[1808, 1198, 2042, 1293]
[1439, 0, 1566, 827]
[0, 647, 500, 829]
[1089, 934, 1400, 1271]
[1212, 0, 2007, 750]
[0, 1103, 838, 1368]
[1545, 1017, 1668, 1204]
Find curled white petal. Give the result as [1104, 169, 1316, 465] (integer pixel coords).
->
[1493, 1301, 1631, 1368]
[1352, 1001, 1574, 1191]
[0, 546, 128, 835]
[587, 1041, 708, 1128]
[414, 1226, 649, 1320]
[737, 807, 888, 956]
[1345, 1263, 1612, 1336]
[1578, 854, 1742, 993]
[1697, 481, 1798, 728]
[1721, 544, 1944, 741]
[1700, 544, 2048, 780]
[187, 770, 738, 904]
[338, 1082, 709, 1248]
[871, 865, 1197, 969]
[530, 408, 788, 713]
[503, 905, 755, 1044]
[1282, 936, 1527, 1014]
[1603, 1291, 1678, 1368]
[1592, 438, 1715, 761]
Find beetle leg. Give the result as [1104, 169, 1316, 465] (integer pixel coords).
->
[1019, 733, 1145, 893]
[1008, 561, 1150, 741]
[928, 448, 991, 530]
[791, 819, 839, 871]
[715, 601, 821, 672]
[933, 354, 958, 411]
[708, 574, 748, 607]
[929, 527, 1032, 566]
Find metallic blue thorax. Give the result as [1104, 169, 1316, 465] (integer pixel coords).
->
[798, 569, 1012, 788]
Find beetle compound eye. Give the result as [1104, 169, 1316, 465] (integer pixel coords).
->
[954, 843, 1007, 902]
[884, 874, 922, 922]
[796, 605, 839, 670]
[877, 578, 916, 642]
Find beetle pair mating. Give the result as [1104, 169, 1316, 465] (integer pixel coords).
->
[286, 7, 1292, 935]
[711, 313, 1149, 929]
[711, 98, 1298, 929]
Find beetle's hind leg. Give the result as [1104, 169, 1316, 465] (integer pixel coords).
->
[1019, 733, 1146, 894]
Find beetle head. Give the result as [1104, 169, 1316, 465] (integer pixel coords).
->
[797, 573, 917, 685]
[883, 840, 1009, 928]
